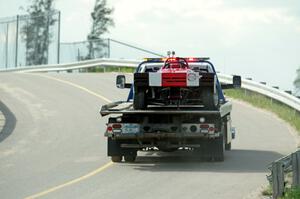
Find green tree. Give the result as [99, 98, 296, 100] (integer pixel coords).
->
[21, 0, 57, 65]
[294, 67, 300, 96]
[87, 0, 114, 59]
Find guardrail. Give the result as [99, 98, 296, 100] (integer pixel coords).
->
[217, 74, 300, 112]
[0, 58, 139, 73]
[1, 58, 300, 113]
[267, 150, 300, 198]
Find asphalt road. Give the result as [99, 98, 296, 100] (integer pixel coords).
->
[0, 73, 297, 199]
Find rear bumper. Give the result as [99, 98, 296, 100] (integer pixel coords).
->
[106, 132, 220, 139]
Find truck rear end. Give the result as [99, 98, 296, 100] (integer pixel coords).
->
[104, 110, 228, 162]
[100, 57, 240, 162]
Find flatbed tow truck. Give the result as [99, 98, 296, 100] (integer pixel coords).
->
[100, 56, 241, 162]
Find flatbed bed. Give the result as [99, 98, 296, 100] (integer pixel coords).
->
[100, 101, 232, 117]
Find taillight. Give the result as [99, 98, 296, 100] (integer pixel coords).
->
[208, 127, 214, 131]
[112, 124, 122, 129]
[199, 124, 216, 134]
[107, 124, 122, 134]
[200, 124, 209, 129]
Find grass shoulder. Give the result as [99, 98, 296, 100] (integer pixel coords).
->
[225, 88, 300, 134]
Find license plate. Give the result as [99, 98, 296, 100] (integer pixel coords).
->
[122, 124, 140, 134]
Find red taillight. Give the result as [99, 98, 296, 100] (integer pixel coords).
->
[200, 124, 209, 128]
[208, 127, 215, 131]
[112, 124, 122, 129]
[107, 126, 113, 131]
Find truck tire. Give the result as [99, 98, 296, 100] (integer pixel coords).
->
[124, 155, 136, 163]
[225, 142, 231, 150]
[203, 136, 224, 162]
[201, 87, 219, 110]
[134, 90, 146, 110]
[111, 156, 122, 162]
[195, 137, 224, 162]
[224, 122, 231, 151]
[107, 138, 122, 158]
[213, 136, 225, 161]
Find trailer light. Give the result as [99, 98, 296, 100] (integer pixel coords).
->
[200, 129, 209, 133]
[107, 126, 113, 132]
[186, 57, 210, 62]
[113, 129, 122, 133]
[112, 124, 122, 129]
[144, 58, 167, 62]
[144, 57, 210, 63]
[200, 124, 209, 129]
[199, 117, 205, 123]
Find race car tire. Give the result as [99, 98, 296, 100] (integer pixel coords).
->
[134, 90, 146, 109]
[201, 87, 219, 110]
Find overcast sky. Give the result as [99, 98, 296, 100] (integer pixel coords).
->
[1, 0, 300, 91]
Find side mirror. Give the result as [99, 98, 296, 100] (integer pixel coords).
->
[233, 75, 241, 88]
[116, 75, 126, 89]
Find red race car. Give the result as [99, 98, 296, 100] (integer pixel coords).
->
[133, 57, 219, 110]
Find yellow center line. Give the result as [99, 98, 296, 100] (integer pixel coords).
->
[24, 74, 114, 198]
[32, 73, 112, 103]
[24, 162, 114, 199]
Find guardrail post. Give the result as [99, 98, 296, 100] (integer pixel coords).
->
[107, 38, 110, 58]
[292, 151, 300, 187]
[15, 15, 19, 68]
[5, 23, 9, 69]
[244, 89, 247, 97]
[270, 98, 273, 106]
[272, 161, 284, 198]
[57, 11, 61, 64]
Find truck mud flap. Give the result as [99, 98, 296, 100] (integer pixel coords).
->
[107, 138, 137, 156]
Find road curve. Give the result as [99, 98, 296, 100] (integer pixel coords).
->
[0, 73, 297, 199]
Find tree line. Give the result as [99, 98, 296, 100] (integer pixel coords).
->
[21, 0, 113, 65]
